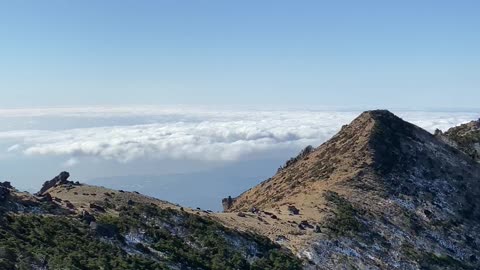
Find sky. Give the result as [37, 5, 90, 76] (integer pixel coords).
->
[0, 1, 479, 108]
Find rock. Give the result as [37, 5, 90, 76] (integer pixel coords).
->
[63, 200, 75, 209]
[65, 201, 75, 209]
[127, 199, 135, 206]
[38, 193, 53, 202]
[237, 212, 246, 217]
[278, 145, 314, 172]
[89, 203, 105, 212]
[222, 196, 235, 212]
[287, 205, 300, 215]
[314, 225, 322, 233]
[300, 220, 313, 228]
[36, 171, 71, 195]
[0, 186, 10, 201]
[0, 181, 13, 189]
[80, 210, 96, 223]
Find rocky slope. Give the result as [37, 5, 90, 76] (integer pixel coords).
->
[221, 110, 480, 269]
[0, 173, 301, 269]
[436, 118, 480, 162]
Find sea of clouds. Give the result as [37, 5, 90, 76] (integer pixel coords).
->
[0, 107, 478, 166]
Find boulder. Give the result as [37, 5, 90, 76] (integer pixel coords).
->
[89, 203, 106, 212]
[0, 186, 10, 202]
[36, 172, 71, 195]
[80, 210, 96, 223]
[222, 196, 235, 212]
[65, 201, 75, 209]
[287, 205, 300, 215]
[38, 193, 53, 202]
[0, 181, 13, 189]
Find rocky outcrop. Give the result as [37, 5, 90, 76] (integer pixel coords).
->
[0, 182, 13, 202]
[36, 171, 71, 195]
[0, 181, 13, 189]
[222, 196, 235, 212]
[0, 187, 10, 202]
[441, 118, 480, 162]
[278, 145, 314, 172]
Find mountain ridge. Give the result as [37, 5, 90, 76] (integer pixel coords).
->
[0, 173, 302, 269]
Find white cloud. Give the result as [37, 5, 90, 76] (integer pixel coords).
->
[0, 107, 477, 162]
[7, 144, 20, 152]
[62, 157, 79, 167]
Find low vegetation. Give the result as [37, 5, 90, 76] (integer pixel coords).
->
[0, 203, 302, 270]
[323, 191, 364, 236]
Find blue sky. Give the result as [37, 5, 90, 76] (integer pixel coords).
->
[0, 1, 479, 108]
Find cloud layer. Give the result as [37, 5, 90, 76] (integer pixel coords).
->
[1, 107, 478, 163]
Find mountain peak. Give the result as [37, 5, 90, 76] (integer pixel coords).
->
[220, 110, 480, 269]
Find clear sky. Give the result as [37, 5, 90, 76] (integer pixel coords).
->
[0, 1, 479, 109]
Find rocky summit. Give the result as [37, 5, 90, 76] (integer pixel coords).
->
[222, 110, 480, 269]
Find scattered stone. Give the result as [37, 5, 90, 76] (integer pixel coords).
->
[288, 205, 300, 215]
[65, 201, 75, 209]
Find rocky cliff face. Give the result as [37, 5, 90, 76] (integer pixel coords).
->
[439, 118, 480, 163]
[222, 110, 480, 269]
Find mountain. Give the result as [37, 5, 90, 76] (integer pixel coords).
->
[220, 110, 480, 269]
[437, 118, 480, 162]
[2, 110, 480, 270]
[0, 173, 301, 269]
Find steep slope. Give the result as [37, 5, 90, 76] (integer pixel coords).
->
[0, 173, 301, 270]
[438, 118, 480, 162]
[220, 110, 480, 269]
